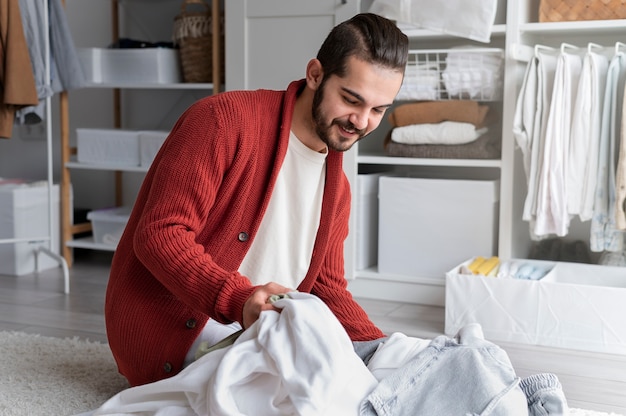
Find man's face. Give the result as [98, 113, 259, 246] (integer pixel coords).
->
[312, 56, 403, 152]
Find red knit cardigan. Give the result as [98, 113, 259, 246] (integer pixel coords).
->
[105, 80, 384, 387]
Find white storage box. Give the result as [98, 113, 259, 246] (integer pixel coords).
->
[77, 47, 182, 84]
[378, 176, 499, 279]
[356, 173, 382, 270]
[139, 130, 169, 168]
[87, 206, 132, 247]
[0, 182, 60, 276]
[77, 128, 140, 167]
[445, 259, 626, 355]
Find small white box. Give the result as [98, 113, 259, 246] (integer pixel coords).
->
[378, 176, 499, 279]
[77, 47, 182, 84]
[0, 182, 60, 276]
[87, 206, 132, 247]
[445, 259, 626, 355]
[139, 130, 169, 168]
[356, 173, 382, 270]
[77, 128, 140, 167]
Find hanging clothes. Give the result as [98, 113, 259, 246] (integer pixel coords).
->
[567, 50, 609, 222]
[15, 0, 85, 125]
[590, 52, 626, 252]
[616, 83, 626, 230]
[517, 49, 557, 239]
[0, 0, 39, 139]
[533, 49, 582, 237]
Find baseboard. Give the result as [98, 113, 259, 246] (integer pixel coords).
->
[347, 274, 445, 306]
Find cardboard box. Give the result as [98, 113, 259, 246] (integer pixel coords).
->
[0, 182, 60, 276]
[77, 128, 140, 167]
[77, 47, 182, 84]
[378, 176, 499, 279]
[445, 258, 626, 355]
[87, 206, 132, 247]
[356, 173, 382, 270]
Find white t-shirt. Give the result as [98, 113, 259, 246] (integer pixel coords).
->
[185, 131, 328, 366]
[239, 130, 327, 288]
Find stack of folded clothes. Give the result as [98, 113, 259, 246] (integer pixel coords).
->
[384, 100, 501, 159]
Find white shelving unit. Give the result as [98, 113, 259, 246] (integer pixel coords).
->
[224, 0, 626, 306]
[61, 0, 222, 261]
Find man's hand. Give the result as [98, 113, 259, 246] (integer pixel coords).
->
[242, 282, 294, 329]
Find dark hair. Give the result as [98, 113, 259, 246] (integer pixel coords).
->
[316, 13, 409, 80]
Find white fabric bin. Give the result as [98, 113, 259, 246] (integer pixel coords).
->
[77, 128, 140, 167]
[378, 176, 499, 279]
[446, 258, 626, 355]
[0, 182, 60, 276]
[139, 130, 169, 168]
[356, 173, 382, 270]
[77, 47, 182, 84]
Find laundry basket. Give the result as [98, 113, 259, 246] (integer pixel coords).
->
[172, 0, 224, 83]
[539, 0, 626, 22]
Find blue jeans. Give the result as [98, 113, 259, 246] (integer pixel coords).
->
[356, 324, 568, 416]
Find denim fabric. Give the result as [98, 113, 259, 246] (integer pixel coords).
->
[521, 373, 569, 416]
[353, 338, 388, 366]
[359, 324, 530, 416]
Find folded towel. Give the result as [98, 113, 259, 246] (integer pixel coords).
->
[443, 51, 504, 99]
[396, 64, 440, 100]
[388, 100, 491, 128]
[391, 121, 488, 145]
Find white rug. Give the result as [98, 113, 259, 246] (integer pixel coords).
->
[0, 331, 128, 416]
[0, 330, 622, 416]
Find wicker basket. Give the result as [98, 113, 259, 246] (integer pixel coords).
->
[539, 0, 626, 22]
[173, 0, 224, 83]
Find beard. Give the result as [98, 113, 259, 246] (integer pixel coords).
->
[312, 80, 368, 152]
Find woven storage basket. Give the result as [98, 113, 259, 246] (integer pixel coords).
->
[539, 0, 626, 22]
[173, 0, 224, 83]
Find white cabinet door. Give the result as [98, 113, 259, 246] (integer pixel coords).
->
[225, 0, 360, 91]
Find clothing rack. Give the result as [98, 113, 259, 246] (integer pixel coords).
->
[510, 41, 626, 62]
[0, 0, 70, 293]
[511, 39, 626, 253]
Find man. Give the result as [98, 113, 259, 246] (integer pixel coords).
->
[105, 12, 409, 387]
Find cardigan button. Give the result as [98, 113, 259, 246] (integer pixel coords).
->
[163, 362, 173, 373]
[238, 232, 249, 242]
[185, 318, 196, 329]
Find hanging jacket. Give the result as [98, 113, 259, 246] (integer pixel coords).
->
[0, 0, 38, 138]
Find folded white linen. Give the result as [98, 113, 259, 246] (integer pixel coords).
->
[369, 0, 498, 43]
[443, 51, 504, 99]
[90, 292, 378, 416]
[391, 121, 488, 145]
[396, 64, 440, 100]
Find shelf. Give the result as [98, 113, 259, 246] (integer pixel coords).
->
[520, 19, 626, 37]
[358, 154, 502, 168]
[66, 160, 150, 173]
[83, 81, 216, 90]
[65, 236, 117, 251]
[355, 266, 446, 286]
[401, 23, 506, 40]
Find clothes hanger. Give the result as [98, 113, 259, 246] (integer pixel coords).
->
[587, 42, 603, 53]
[560, 42, 579, 54]
[534, 44, 556, 59]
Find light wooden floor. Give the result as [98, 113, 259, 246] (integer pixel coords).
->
[1, 250, 624, 414]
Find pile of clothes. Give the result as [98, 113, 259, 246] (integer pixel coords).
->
[384, 100, 501, 159]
